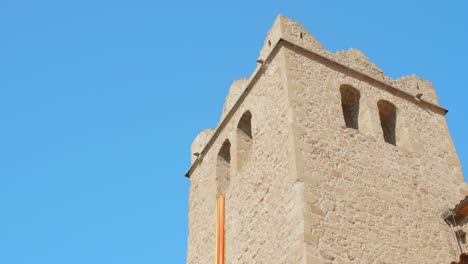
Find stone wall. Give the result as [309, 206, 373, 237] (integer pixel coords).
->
[283, 44, 465, 263]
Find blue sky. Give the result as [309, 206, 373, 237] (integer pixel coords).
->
[0, 1, 466, 263]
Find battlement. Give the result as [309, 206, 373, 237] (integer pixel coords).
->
[257, 15, 440, 105]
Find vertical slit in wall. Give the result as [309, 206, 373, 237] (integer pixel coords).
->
[217, 140, 231, 195]
[237, 111, 253, 171]
[340, 85, 360, 130]
[378, 100, 397, 145]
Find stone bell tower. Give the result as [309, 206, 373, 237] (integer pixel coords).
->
[185, 15, 466, 264]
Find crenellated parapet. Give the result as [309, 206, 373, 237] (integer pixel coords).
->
[191, 128, 215, 164]
[394, 74, 439, 105]
[219, 78, 250, 124]
[257, 15, 440, 104]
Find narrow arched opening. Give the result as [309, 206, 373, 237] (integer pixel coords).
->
[236, 111, 253, 171]
[340, 85, 360, 130]
[377, 100, 397, 145]
[216, 140, 231, 195]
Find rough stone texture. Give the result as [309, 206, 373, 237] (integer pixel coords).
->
[394, 75, 439, 105]
[220, 78, 250, 123]
[191, 129, 215, 164]
[186, 15, 466, 264]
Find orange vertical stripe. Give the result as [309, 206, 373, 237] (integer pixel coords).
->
[218, 196, 223, 264]
[215, 198, 219, 264]
[221, 193, 225, 264]
[215, 193, 225, 264]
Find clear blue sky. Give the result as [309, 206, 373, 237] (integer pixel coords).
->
[1, 1, 466, 263]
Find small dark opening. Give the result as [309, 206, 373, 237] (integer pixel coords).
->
[216, 140, 231, 195]
[378, 100, 397, 145]
[237, 111, 253, 170]
[238, 111, 252, 138]
[268, 40, 271, 47]
[340, 85, 360, 130]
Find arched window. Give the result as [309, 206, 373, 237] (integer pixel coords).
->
[377, 100, 397, 145]
[236, 111, 253, 171]
[340, 85, 360, 130]
[216, 140, 231, 195]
